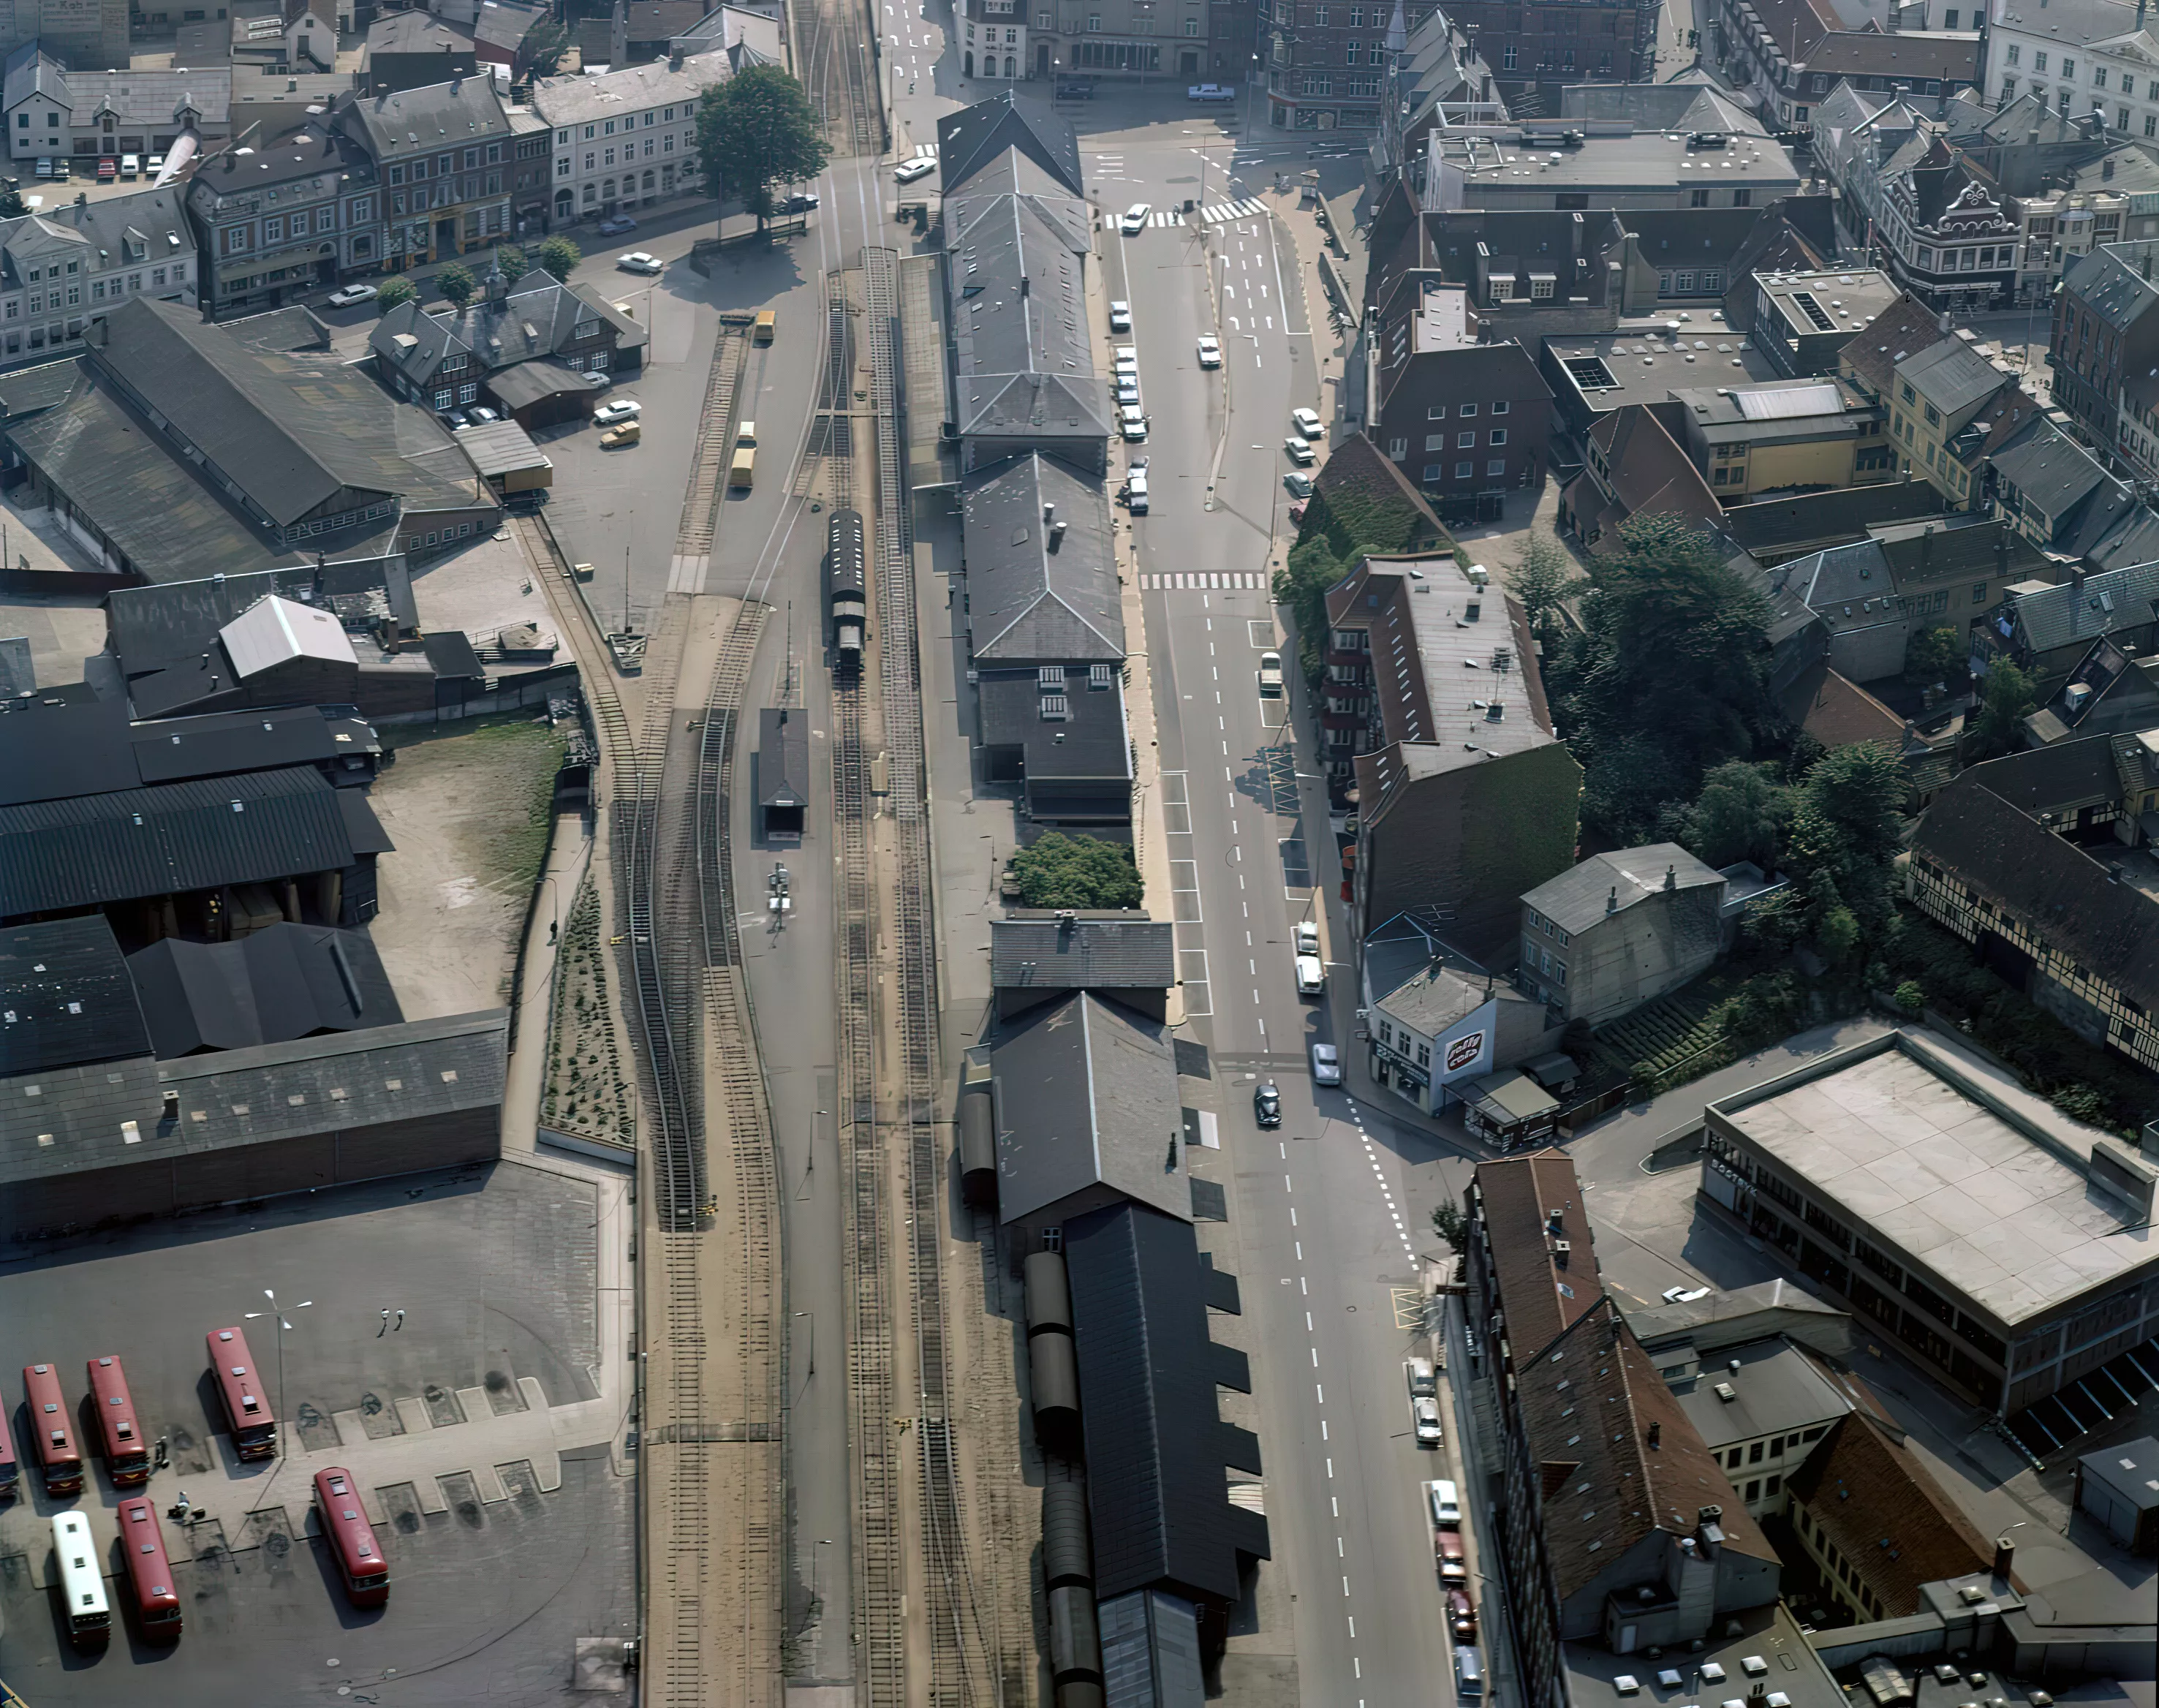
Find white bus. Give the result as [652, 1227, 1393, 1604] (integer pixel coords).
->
[53, 1511, 112, 1647]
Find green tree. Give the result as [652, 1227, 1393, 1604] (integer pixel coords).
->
[1429, 1198, 1468, 1252]
[490, 243, 529, 281]
[1967, 660, 2036, 761]
[375, 276, 417, 314]
[1783, 740, 1908, 960]
[695, 66, 830, 233]
[1508, 532, 1584, 635]
[1009, 833, 1144, 909]
[1902, 624, 1966, 689]
[1893, 980, 1926, 1016]
[524, 15, 570, 75]
[534, 234, 583, 283]
[1685, 759, 1790, 871]
[436, 262, 477, 308]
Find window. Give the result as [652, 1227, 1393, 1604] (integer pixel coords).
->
[1675, 271, 1694, 291]
[1388, 436, 1409, 456]
[1489, 401, 1508, 415]
[2095, 67, 2109, 89]
[1427, 404, 1445, 420]
[2035, 50, 2048, 72]
[1733, 188, 1751, 207]
[1459, 402, 1476, 417]
[1425, 433, 1446, 450]
[2062, 58, 2076, 79]
[1424, 463, 1444, 481]
[1502, 43, 1516, 68]
[1457, 431, 1475, 447]
[1454, 461, 1472, 478]
[1489, 428, 1507, 447]
[1690, 187, 1709, 206]
[1345, 39, 1358, 61]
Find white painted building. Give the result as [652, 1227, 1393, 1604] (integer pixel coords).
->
[529, 51, 732, 227]
[1987, 0, 2159, 138]
[0, 186, 196, 365]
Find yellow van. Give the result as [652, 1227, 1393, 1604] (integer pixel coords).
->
[729, 446, 755, 488]
[753, 309, 776, 344]
[600, 420, 642, 450]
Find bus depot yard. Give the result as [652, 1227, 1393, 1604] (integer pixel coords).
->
[0, 1157, 634, 1701]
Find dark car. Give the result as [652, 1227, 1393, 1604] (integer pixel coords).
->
[1054, 80, 1093, 98]
[1253, 1081, 1282, 1127]
[779, 192, 820, 213]
[1447, 1588, 1477, 1642]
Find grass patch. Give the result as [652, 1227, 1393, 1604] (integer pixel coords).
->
[382, 714, 566, 898]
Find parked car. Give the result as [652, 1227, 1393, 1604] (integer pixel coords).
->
[1187, 83, 1236, 100]
[1436, 1528, 1468, 1582]
[1196, 334, 1221, 368]
[1662, 1284, 1712, 1304]
[1127, 466, 1149, 514]
[1426, 1478, 1461, 1526]
[443, 409, 470, 429]
[1258, 650, 1283, 695]
[1309, 1042, 1340, 1087]
[1294, 953, 1323, 996]
[1413, 1397, 1443, 1448]
[97, 157, 116, 181]
[33, 158, 52, 178]
[599, 214, 638, 235]
[1119, 203, 1151, 234]
[594, 398, 643, 426]
[466, 405, 499, 424]
[1294, 920, 1319, 956]
[119, 154, 139, 178]
[327, 284, 379, 308]
[1447, 1588, 1478, 1642]
[1108, 299, 1132, 333]
[896, 156, 938, 184]
[1253, 1081, 1281, 1128]
[617, 252, 663, 274]
[779, 191, 820, 213]
[1054, 80, 1093, 98]
[1291, 406, 1323, 439]
[1113, 344, 1138, 367]
[1406, 1359, 1437, 1399]
[1116, 374, 1141, 405]
[600, 420, 642, 448]
[1283, 471, 1312, 498]
[1119, 405, 1148, 442]
[1285, 436, 1315, 465]
[146, 153, 165, 176]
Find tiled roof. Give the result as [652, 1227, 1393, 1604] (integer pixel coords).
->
[990, 915, 1173, 992]
[1521, 844, 1725, 936]
[1475, 1149, 1603, 1358]
[1837, 291, 1948, 398]
[1788, 1412, 1994, 1615]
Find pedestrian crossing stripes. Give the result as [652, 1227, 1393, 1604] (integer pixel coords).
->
[1148, 209, 1180, 227]
[1139, 571, 1268, 590]
[912, 143, 937, 159]
[1141, 197, 1268, 228]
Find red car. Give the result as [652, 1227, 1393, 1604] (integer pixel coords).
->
[1436, 1528, 1468, 1584]
[97, 157, 116, 181]
[1448, 1587, 1477, 1641]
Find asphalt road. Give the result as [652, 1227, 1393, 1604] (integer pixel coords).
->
[1095, 130, 1492, 1707]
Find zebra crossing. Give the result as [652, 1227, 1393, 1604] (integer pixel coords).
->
[1139, 571, 1269, 591]
[1141, 197, 1268, 228]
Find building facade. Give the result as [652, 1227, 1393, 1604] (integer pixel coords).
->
[1516, 844, 1726, 1029]
[1419, 0, 1658, 105]
[1368, 281, 1551, 501]
[1985, 0, 2159, 138]
[959, 0, 1029, 80]
[185, 124, 380, 320]
[2, 50, 229, 170]
[338, 78, 514, 271]
[1263, 0, 1434, 131]
[2052, 238, 2159, 466]
[530, 52, 729, 227]
[0, 189, 197, 366]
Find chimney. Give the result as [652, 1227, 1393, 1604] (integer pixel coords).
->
[1606, 884, 1619, 914]
[1939, 308, 1952, 333]
[2106, 157, 2117, 182]
[1921, 524, 1935, 570]
[1993, 1536, 2016, 1579]
[1647, 1421, 1662, 1450]
[1663, 864, 1676, 891]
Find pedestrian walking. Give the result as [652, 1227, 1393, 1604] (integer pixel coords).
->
[395, 1308, 406, 1330]
[380, 1307, 391, 1334]
[154, 1435, 169, 1469]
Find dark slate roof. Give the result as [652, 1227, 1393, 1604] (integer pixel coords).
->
[2061, 241, 2159, 336]
[1723, 479, 1946, 558]
[0, 696, 140, 806]
[0, 698, 379, 806]
[937, 91, 1084, 197]
[2007, 558, 2159, 654]
[337, 74, 513, 164]
[1962, 736, 2122, 820]
[1519, 843, 1725, 935]
[0, 916, 152, 1078]
[0, 766, 384, 921]
[990, 991, 1187, 1225]
[1837, 291, 1950, 400]
[126, 923, 402, 1058]
[976, 668, 1133, 782]
[989, 915, 1174, 992]
[1913, 775, 2159, 1010]
[487, 358, 608, 412]
[757, 706, 811, 808]
[1899, 336, 2008, 420]
[963, 452, 1124, 663]
[107, 570, 325, 674]
[1786, 1413, 1993, 1615]
[0, 1009, 507, 1187]
[421, 630, 485, 682]
[1064, 1201, 1271, 1603]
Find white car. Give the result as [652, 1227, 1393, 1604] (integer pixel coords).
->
[1291, 406, 1324, 438]
[1309, 1042, 1341, 1086]
[467, 405, 499, 424]
[594, 399, 643, 426]
[1113, 344, 1138, 366]
[1426, 1479, 1462, 1527]
[1258, 650, 1283, 695]
[1120, 404, 1149, 441]
[327, 284, 379, 308]
[1662, 1285, 1713, 1304]
[1285, 436, 1315, 465]
[1109, 299, 1132, 333]
[896, 156, 938, 184]
[1294, 919, 1319, 956]
[1116, 375, 1141, 405]
[1120, 203, 1151, 234]
[1413, 1397, 1443, 1448]
[1295, 953, 1323, 996]
[1283, 471, 1312, 498]
[1187, 82, 1236, 101]
[1196, 334, 1222, 368]
[1127, 466, 1149, 514]
[617, 252, 663, 274]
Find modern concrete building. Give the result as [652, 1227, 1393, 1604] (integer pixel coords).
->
[1698, 1029, 2159, 1448]
[1751, 268, 1899, 379]
[1516, 844, 1725, 1029]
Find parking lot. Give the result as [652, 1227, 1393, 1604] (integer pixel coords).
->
[0, 1154, 634, 1704]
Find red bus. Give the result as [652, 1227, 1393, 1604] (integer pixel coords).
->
[20, 1363, 82, 1495]
[205, 1326, 276, 1459]
[116, 1497, 183, 1639]
[314, 1467, 389, 1606]
[87, 1356, 150, 1486]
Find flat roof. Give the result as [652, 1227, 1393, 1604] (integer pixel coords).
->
[1433, 128, 1800, 195]
[1754, 267, 1899, 342]
[1671, 1336, 1856, 1451]
[1709, 1031, 2159, 1330]
[1564, 1601, 1845, 1708]
[1547, 317, 1780, 413]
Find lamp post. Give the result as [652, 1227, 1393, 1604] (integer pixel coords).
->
[243, 1288, 311, 1450]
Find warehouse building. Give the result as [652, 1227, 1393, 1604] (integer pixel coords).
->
[1698, 1029, 2159, 1456]
[0, 915, 502, 1243]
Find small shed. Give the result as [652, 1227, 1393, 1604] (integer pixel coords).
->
[1462, 1068, 1561, 1151]
[2075, 1436, 2159, 1554]
[455, 420, 553, 501]
[757, 707, 809, 843]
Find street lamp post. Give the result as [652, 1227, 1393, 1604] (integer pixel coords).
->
[243, 1288, 311, 1449]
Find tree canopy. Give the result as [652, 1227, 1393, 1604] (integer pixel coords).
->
[1779, 741, 1908, 963]
[1507, 532, 1584, 636]
[1967, 660, 2036, 761]
[436, 262, 477, 308]
[375, 276, 417, 314]
[525, 16, 570, 75]
[534, 234, 582, 283]
[1542, 515, 1778, 845]
[1009, 834, 1144, 910]
[1902, 624, 1965, 689]
[695, 67, 830, 231]
[1685, 759, 1788, 871]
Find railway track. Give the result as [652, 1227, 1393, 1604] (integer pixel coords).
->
[790, 0, 885, 158]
